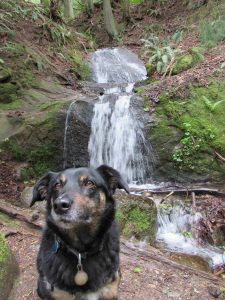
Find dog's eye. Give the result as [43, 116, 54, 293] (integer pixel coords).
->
[84, 180, 96, 189]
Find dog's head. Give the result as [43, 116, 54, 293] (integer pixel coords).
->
[31, 165, 129, 230]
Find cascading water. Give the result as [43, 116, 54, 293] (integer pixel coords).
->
[88, 94, 147, 183]
[88, 48, 152, 183]
[156, 202, 224, 268]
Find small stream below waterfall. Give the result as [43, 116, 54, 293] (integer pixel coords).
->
[63, 47, 225, 272]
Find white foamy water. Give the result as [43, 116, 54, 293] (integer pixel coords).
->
[90, 48, 147, 83]
[88, 94, 147, 183]
[88, 47, 152, 183]
[156, 205, 224, 268]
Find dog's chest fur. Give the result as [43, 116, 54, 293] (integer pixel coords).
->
[37, 222, 120, 296]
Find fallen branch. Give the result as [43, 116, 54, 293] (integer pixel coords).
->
[192, 192, 196, 212]
[0, 202, 43, 230]
[160, 191, 174, 204]
[215, 151, 225, 163]
[121, 240, 222, 284]
[130, 187, 225, 198]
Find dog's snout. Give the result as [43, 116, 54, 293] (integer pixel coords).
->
[54, 198, 71, 214]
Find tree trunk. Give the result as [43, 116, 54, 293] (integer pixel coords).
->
[86, 0, 94, 16]
[103, 0, 118, 38]
[64, 0, 74, 19]
[50, 0, 62, 21]
[122, 0, 130, 22]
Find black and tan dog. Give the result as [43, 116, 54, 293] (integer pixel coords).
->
[31, 165, 129, 300]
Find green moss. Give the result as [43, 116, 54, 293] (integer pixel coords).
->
[153, 79, 225, 176]
[172, 54, 193, 75]
[2, 139, 26, 161]
[0, 233, 11, 295]
[0, 233, 10, 263]
[69, 50, 91, 80]
[116, 198, 157, 243]
[0, 65, 12, 82]
[0, 232, 18, 299]
[0, 83, 19, 104]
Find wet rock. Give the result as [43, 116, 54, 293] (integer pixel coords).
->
[208, 285, 221, 298]
[63, 99, 94, 169]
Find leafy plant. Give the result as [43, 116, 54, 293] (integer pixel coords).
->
[43, 22, 71, 47]
[159, 202, 173, 214]
[186, 0, 207, 10]
[182, 230, 193, 239]
[172, 122, 203, 169]
[134, 267, 142, 273]
[141, 34, 183, 75]
[200, 19, 225, 48]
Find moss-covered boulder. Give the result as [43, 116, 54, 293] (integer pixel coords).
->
[0, 233, 18, 300]
[115, 192, 157, 244]
[150, 78, 225, 182]
[173, 54, 193, 75]
[172, 47, 205, 75]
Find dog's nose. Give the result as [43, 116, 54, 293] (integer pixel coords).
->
[54, 198, 71, 214]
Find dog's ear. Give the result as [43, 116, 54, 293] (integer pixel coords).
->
[96, 165, 129, 195]
[30, 171, 57, 207]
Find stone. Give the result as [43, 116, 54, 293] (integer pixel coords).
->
[20, 187, 45, 212]
[115, 191, 157, 244]
[208, 285, 221, 298]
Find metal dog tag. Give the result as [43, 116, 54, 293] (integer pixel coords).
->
[74, 253, 88, 286]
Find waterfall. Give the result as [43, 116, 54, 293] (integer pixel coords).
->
[88, 94, 147, 183]
[156, 202, 224, 268]
[88, 48, 151, 183]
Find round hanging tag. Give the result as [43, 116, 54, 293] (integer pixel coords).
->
[74, 270, 88, 286]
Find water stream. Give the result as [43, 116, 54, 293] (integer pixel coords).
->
[88, 48, 151, 183]
[156, 201, 224, 268]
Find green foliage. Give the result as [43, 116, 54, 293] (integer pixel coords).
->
[182, 230, 193, 239]
[2, 139, 26, 161]
[186, 0, 206, 10]
[134, 267, 142, 273]
[200, 19, 225, 48]
[43, 22, 71, 47]
[116, 199, 157, 241]
[0, 82, 19, 104]
[156, 80, 225, 173]
[69, 50, 91, 80]
[172, 122, 207, 169]
[159, 202, 173, 214]
[73, 0, 86, 17]
[141, 33, 183, 75]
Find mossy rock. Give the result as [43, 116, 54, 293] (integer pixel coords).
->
[0, 83, 19, 103]
[115, 192, 157, 244]
[150, 78, 225, 182]
[0, 233, 18, 300]
[172, 48, 205, 75]
[172, 54, 193, 75]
